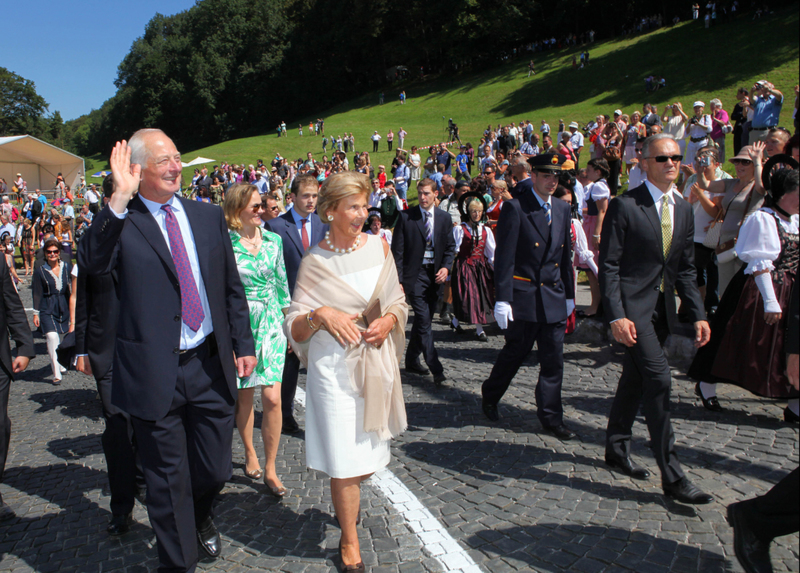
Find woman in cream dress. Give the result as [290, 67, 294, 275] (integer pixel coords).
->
[284, 172, 408, 572]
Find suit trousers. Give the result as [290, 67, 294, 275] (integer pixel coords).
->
[280, 351, 301, 421]
[0, 368, 11, 484]
[131, 338, 235, 573]
[406, 265, 444, 375]
[739, 467, 800, 542]
[96, 367, 144, 516]
[606, 294, 684, 485]
[482, 318, 566, 427]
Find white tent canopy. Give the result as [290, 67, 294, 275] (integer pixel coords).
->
[0, 135, 85, 194]
[184, 156, 216, 167]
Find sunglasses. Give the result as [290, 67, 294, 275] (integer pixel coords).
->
[730, 159, 753, 165]
[483, 171, 493, 175]
[268, 206, 280, 212]
[45, 249, 60, 255]
[646, 155, 683, 163]
[250, 204, 265, 213]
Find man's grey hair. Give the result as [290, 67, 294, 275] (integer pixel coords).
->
[513, 158, 532, 173]
[641, 133, 676, 158]
[128, 128, 168, 166]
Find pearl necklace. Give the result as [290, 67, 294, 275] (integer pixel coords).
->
[325, 231, 360, 254]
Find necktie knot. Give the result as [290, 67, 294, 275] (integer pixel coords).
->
[161, 204, 173, 214]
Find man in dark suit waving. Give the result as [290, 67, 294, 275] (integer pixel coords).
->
[79, 129, 256, 572]
[481, 154, 576, 441]
[600, 133, 712, 505]
[392, 178, 456, 385]
[266, 174, 327, 434]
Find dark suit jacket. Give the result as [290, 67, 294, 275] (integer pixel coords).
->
[391, 206, 456, 292]
[0, 257, 34, 377]
[511, 177, 533, 199]
[77, 196, 255, 421]
[266, 211, 328, 293]
[74, 233, 119, 379]
[599, 183, 704, 332]
[494, 191, 575, 324]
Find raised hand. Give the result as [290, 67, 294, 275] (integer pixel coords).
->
[109, 140, 141, 213]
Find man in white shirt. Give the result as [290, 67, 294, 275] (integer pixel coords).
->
[685, 101, 713, 166]
[371, 131, 381, 152]
[568, 122, 585, 167]
[62, 198, 75, 220]
[84, 184, 101, 215]
[540, 120, 550, 138]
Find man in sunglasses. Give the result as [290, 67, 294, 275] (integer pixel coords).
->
[260, 194, 281, 224]
[600, 133, 713, 505]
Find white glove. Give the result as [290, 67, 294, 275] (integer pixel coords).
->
[754, 272, 781, 313]
[494, 301, 514, 330]
[566, 299, 576, 315]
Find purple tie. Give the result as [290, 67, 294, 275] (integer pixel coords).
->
[161, 205, 205, 331]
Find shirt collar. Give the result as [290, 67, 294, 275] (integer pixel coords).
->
[644, 179, 677, 205]
[531, 190, 552, 208]
[139, 193, 179, 216]
[290, 208, 310, 224]
[420, 204, 436, 217]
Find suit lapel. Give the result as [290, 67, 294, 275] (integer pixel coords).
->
[414, 208, 427, 242]
[637, 187, 662, 256]
[126, 196, 178, 279]
[523, 192, 551, 243]
[280, 211, 304, 254]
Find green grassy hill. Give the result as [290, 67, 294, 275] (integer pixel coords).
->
[89, 8, 799, 202]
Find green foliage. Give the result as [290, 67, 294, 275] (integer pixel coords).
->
[0, 67, 49, 137]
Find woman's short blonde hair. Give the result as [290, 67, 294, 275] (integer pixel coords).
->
[318, 172, 370, 220]
[224, 183, 259, 231]
[493, 180, 508, 192]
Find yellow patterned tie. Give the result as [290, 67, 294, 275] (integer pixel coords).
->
[660, 194, 672, 292]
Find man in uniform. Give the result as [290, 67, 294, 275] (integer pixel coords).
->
[481, 154, 576, 441]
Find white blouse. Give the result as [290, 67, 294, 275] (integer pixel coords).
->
[736, 208, 798, 275]
[453, 223, 496, 266]
[587, 179, 610, 202]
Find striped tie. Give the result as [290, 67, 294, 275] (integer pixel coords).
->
[543, 202, 552, 226]
[425, 210, 433, 244]
[660, 195, 672, 292]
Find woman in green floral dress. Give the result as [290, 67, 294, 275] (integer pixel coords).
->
[224, 184, 291, 497]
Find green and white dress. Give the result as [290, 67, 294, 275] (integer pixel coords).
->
[230, 229, 291, 388]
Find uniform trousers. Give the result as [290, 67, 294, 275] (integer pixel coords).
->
[482, 318, 566, 427]
[281, 351, 301, 421]
[96, 367, 144, 516]
[406, 265, 444, 376]
[605, 294, 684, 485]
[131, 335, 234, 573]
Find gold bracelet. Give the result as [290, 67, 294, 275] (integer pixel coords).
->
[387, 312, 398, 331]
[306, 310, 320, 331]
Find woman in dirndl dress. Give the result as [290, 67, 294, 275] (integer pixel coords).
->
[450, 191, 496, 341]
[689, 164, 799, 422]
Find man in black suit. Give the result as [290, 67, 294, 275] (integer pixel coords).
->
[79, 129, 256, 572]
[266, 174, 327, 434]
[74, 175, 144, 536]
[391, 178, 456, 385]
[0, 256, 34, 521]
[600, 133, 712, 504]
[481, 154, 576, 441]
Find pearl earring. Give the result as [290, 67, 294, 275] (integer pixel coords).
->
[327, 215, 334, 221]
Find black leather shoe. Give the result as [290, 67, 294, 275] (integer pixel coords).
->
[605, 453, 651, 480]
[282, 416, 301, 435]
[784, 407, 799, 424]
[134, 486, 147, 506]
[727, 502, 774, 573]
[433, 372, 447, 387]
[107, 513, 132, 536]
[482, 400, 500, 422]
[663, 478, 714, 505]
[197, 517, 222, 559]
[695, 383, 723, 412]
[476, 332, 488, 342]
[0, 501, 15, 522]
[405, 362, 430, 376]
[543, 423, 576, 441]
[450, 322, 465, 334]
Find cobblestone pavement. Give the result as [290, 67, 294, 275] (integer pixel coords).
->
[1, 283, 797, 572]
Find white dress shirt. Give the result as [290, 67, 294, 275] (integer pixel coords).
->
[112, 195, 214, 349]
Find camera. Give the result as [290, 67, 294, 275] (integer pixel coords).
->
[698, 155, 712, 167]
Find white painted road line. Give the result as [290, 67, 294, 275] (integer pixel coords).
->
[293, 386, 484, 572]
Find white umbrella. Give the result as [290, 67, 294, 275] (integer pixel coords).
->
[185, 156, 216, 166]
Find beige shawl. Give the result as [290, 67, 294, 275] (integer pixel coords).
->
[283, 248, 409, 440]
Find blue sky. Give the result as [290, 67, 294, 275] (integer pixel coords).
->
[5, 0, 197, 121]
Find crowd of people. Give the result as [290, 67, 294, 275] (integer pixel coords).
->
[0, 76, 796, 572]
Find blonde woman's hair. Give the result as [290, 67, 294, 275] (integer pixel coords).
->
[317, 172, 370, 220]
[493, 180, 509, 192]
[224, 183, 260, 231]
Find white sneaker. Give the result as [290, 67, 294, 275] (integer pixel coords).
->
[59, 365, 67, 373]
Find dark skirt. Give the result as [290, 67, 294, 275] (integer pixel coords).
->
[688, 268, 797, 399]
[40, 311, 69, 335]
[452, 257, 495, 325]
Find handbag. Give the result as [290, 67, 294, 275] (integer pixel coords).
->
[603, 145, 621, 162]
[702, 209, 723, 249]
